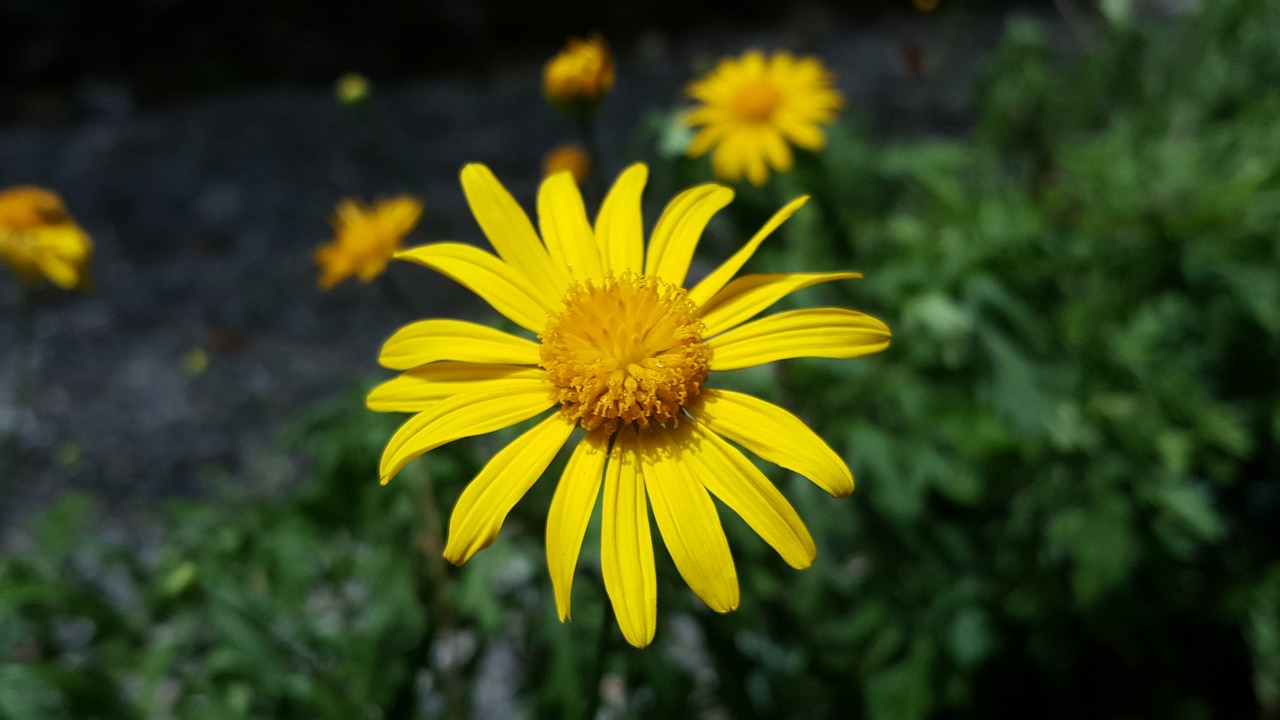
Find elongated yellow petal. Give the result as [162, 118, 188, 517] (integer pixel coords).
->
[643, 184, 734, 287]
[443, 413, 576, 565]
[686, 421, 816, 568]
[639, 428, 739, 613]
[693, 388, 853, 496]
[377, 319, 540, 370]
[547, 428, 610, 621]
[706, 308, 891, 371]
[600, 427, 657, 648]
[395, 243, 553, 332]
[366, 363, 545, 412]
[538, 172, 603, 282]
[700, 271, 862, 337]
[35, 255, 79, 289]
[595, 164, 647, 275]
[461, 163, 569, 294]
[687, 195, 810, 308]
[379, 380, 556, 483]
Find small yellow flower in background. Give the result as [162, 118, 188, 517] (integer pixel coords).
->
[0, 186, 93, 290]
[543, 35, 615, 113]
[684, 50, 844, 187]
[335, 72, 371, 106]
[315, 196, 422, 290]
[542, 144, 592, 185]
[367, 163, 890, 647]
[181, 347, 209, 377]
[914, 0, 940, 11]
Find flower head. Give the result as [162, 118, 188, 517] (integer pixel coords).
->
[368, 164, 890, 647]
[683, 50, 844, 186]
[314, 196, 422, 290]
[335, 72, 372, 106]
[543, 35, 615, 114]
[542, 144, 592, 185]
[0, 186, 93, 290]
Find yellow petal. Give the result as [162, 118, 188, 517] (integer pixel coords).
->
[700, 271, 862, 337]
[686, 421, 816, 568]
[600, 427, 657, 648]
[687, 196, 809, 308]
[639, 428, 739, 613]
[376, 318, 540, 370]
[460, 163, 569, 294]
[643, 183, 734, 287]
[35, 255, 79, 289]
[546, 428, 610, 621]
[759, 129, 795, 174]
[595, 164, 647, 275]
[693, 389, 853, 496]
[706, 308, 891, 371]
[443, 413, 576, 565]
[537, 172, 603, 282]
[379, 380, 556, 483]
[710, 132, 746, 184]
[366, 363, 545, 412]
[743, 138, 770, 187]
[395, 242, 552, 332]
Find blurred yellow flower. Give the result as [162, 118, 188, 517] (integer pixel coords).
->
[0, 186, 93, 290]
[543, 35, 615, 112]
[315, 197, 422, 290]
[335, 72, 372, 106]
[542, 144, 591, 185]
[368, 163, 890, 647]
[684, 50, 844, 186]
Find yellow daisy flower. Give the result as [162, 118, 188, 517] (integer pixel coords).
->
[543, 35, 615, 112]
[334, 72, 371, 106]
[542, 143, 592, 186]
[684, 50, 844, 187]
[368, 164, 890, 648]
[0, 186, 93, 290]
[314, 196, 423, 290]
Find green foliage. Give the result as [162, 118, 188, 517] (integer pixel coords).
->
[4, 1, 1280, 717]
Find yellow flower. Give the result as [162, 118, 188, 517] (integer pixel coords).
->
[335, 72, 372, 106]
[368, 164, 890, 648]
[684, 50, 844, 186]
[314, 197, 422, 290]
[0, 186, 93, 290]
[543, 35, 615, 112]
[542, 144, 591, 185]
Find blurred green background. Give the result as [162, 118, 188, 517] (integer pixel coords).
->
[3, 0, 1280, 718]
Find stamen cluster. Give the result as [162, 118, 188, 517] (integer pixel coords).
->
[540, 273, 711, 432]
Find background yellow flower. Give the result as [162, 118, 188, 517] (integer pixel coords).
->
[543, 35, 615, 112]
[314, 196, 423, 290]
[542, 143, 592, 185]
[684, 50, 844, 186]
[0, 186, 93, 290]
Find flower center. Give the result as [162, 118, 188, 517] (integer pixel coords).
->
[540, 273, 712, 432]
[732, 80, 782, 122]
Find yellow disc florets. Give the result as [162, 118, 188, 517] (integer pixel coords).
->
[732, 80, 783, 123]
[540, 273, 712, 432]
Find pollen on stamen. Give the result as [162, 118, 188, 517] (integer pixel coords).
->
[539, 272, 712, 432]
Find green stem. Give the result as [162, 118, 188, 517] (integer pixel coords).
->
[580, 596, 614, 720]
[410, 465, 467, 720]
[378, 271, 417, 321]
[575, 114, 606, 207]
[4, 287, 34, 490]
